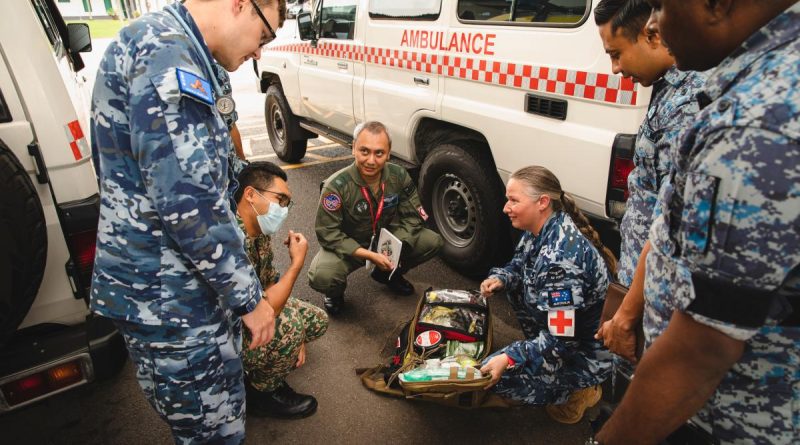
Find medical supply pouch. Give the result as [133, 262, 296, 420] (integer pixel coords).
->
[358, 288, 509, 409]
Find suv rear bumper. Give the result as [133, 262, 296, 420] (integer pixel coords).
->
[0, 315, 127, 413]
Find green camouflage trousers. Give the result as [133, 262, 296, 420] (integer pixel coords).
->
[242, 298, 328, 391]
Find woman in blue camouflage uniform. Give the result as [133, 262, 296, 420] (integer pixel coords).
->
[480, 166, 615, 424]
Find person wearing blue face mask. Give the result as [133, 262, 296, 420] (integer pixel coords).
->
[234, 161, 329, 419]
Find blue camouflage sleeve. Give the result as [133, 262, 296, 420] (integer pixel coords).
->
[501, 257, 590, 370]
[683, 126, 800, 340]
[128, 35, 262, 315]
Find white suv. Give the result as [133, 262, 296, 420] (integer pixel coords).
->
[258, 0, 644, 275]
[0, 0, 126, 412]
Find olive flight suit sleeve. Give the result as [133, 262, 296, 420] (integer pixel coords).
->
[391, 171, 426, 243]
[315, 184, 362, 257]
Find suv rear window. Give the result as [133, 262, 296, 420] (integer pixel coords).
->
[458, 0, 589, 26]
[369, 0, 442, 21]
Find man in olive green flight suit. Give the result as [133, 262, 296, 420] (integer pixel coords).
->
[308, 121, 443, 314]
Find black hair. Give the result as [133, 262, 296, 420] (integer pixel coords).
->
[234, 161, 287, 203]
[593, 0, 652, 42]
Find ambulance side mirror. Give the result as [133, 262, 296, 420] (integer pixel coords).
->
[297, 12, 317, 42]
[67, 23, 92, 53]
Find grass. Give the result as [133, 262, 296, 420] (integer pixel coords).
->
[67, 19, 129, 39]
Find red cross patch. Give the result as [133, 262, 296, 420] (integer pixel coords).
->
[547, 309, 575, 337]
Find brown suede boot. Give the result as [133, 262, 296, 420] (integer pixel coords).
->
[545, 385, 602, 424]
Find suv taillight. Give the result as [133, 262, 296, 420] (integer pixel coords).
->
[0, 355, 90, 409]
[58, 194, 100, 301]
[606, 134, 635, 220]
[66, 229, 97, 292]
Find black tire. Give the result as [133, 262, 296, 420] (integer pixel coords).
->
[0, 139, 47, 344]
[419, 143, 510, 277]
[265, 84, 308, 163]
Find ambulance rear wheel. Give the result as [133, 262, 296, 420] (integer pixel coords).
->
[420, 143, 509, 277]
[265, 84, 307, 163]
[0, 139, 47, 344]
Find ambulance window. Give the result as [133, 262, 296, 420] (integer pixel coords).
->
[0, 89, 11, 123]
[319, 0, 357, 40]
[369, 0, 442, 21]
[32, 0, 65, 55]
[458, 0, 589, 26]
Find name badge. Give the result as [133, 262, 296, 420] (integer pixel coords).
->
[383, 194, 400, 209]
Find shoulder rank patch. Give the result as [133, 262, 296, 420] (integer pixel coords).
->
[547, 289, 573, 308]
[323, 192, 342, 211]
[177, 68, 213, 106]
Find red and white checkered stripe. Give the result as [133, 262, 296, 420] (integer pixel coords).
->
[267, 43, 637, 106]
[64, 120, 90, 161]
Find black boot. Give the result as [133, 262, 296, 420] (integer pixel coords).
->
[323, 293, 344, 315]
[387, 274, 414, 296]
[247, 381, 318, 419]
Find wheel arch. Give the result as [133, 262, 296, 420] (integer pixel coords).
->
[413, 118, 496, 170]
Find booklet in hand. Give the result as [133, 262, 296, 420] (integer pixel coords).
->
[366, 228, 402, 279]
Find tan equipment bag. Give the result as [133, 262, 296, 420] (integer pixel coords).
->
[358, 288, 510, 409]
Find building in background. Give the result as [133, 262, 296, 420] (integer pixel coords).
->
[57, 0, 175, 20]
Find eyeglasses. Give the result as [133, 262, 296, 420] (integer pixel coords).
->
[250, 0, 277, 48]
[256, 189, 294, 209]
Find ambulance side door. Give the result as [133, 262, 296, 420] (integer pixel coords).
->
[363, 0, 443, 161]
[298, 0, 360, 133]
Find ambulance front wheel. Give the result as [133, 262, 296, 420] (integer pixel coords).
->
[265, 84, 308, 163]
[419, 143, 509, 278]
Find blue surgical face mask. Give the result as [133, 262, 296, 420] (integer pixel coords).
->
[250, 192, 289, 236]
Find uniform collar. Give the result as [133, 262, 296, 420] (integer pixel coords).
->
[661, 65, 688, 88]
[532, 211, 563, 241]
[698, 3, 799, 106]
[346, 162, 388, 188]
[168, 2, 216, 80]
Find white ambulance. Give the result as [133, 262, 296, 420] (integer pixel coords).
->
[258, 0, 642, 275]
[0, 0, 126, 412]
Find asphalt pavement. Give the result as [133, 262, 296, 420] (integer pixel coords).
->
[0, 38, 594, 445]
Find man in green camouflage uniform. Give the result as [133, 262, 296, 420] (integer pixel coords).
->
[235, 161, 328, 419]
[308, 121, 443, 314]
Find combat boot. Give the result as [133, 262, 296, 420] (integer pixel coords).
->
[247, 381, 318, 419]
[323, 293, 344, 315]
[545, 385, 602, 424]
[387, 274, 414, 296]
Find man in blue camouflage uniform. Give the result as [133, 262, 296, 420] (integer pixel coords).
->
[213, 62, 249, 211]
[596, 1, 800, 444]
[480, 166, 614, 424]
[90, 1, 285, 443]
[593, 0, 706, 363]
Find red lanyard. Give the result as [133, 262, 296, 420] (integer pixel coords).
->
[360, 183, 385, 235]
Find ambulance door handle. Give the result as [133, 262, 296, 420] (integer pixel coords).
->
[337, 62, 348, 69]
[414, 76, 430, 86]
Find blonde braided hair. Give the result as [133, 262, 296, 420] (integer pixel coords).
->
[510, 166, 618, 275]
